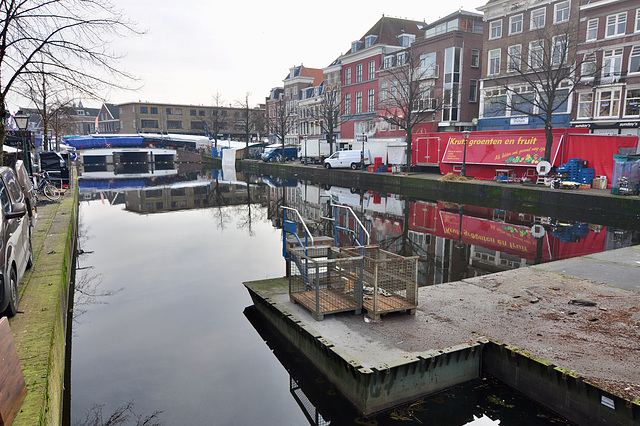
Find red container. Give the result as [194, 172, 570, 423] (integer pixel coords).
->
[374, 157, 383, 168]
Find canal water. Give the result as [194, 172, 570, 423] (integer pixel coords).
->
[70, 166, 637, 425]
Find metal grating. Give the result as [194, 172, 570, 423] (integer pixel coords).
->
[288, 246, 363, 321]
[341, 246, 419, 320]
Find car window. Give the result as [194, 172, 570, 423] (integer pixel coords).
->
[4, 170, 23, 203]
[0, 180, 11, 214]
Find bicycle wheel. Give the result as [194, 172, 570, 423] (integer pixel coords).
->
[43, 182, 61, 200]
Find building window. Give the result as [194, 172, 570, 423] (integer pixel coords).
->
[624, 89, 640, 116]
[367, 89, 375, 112]
[483, 89, 507, 117]
[345, 67, 351, 85]
[380, 82, 388, 102]
[636, 9, 640, 32]
[586, 18, 598, 41]
[507, 45, 521, 72]
[469, 80, 478, 102]
[199, 110, 205, 116]
[140, 106, 148, 114]
[581, 53, 597, 77]
[398, 34, 415, 47]
[554, 1, 570, 24]
[397, 52, 407, 66]
[577, 93, 593, 118]
[365, 34, 377, 48]
[384, 55, 394, 69]
[167, 120, 182, 129]
[488, 49, 501, 75]
[552, 35, 567, 65]
[603, 48, 623, 77]
[629, 45, 640, 74]
[510, 14, 523, 34]
[191, 121, 205, 130]
[174, 108, 182, 115]
[150, 107, 158, 114]
[141, 119, 159, 128]
[166, 107, 173, 115]
[511, 86, 535, 115]
[356, 91, 362, 113]
[490, 20, 502, 39]
[190, 109, 197, 116]
[356, 64, 362, 83]
[368, 60, 375, 80]
[471, 49, 479, 68]
[606, 12, 626, 37]
[531, 8, 546, 30]
[529, 40, 544, 70]
[420, 52, 437, 77]
[596, 88, 621, 117]
[344, 93, 351, 114]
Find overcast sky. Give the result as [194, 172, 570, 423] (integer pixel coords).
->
[11, 0, 488, 111]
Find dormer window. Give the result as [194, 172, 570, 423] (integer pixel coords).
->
[398, 34, 415, 47]
[351, 40, 363, 53]
[384, 55, 395, 69]
[365, 35, 377, 48]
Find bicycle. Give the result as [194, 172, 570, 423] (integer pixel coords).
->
[34, 171, 61, 202]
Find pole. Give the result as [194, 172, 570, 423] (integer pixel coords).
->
[461, 130, 471, 177]
[361, 132, 365, 170]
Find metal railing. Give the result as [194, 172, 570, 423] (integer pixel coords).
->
[331, 203, 370, 247]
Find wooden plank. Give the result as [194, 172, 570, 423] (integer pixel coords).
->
[0, 317, 27, 425]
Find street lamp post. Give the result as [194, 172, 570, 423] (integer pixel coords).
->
[14, 111, 31, 175]
[361, 132, 366, 170]
[460, 129, 471, 177]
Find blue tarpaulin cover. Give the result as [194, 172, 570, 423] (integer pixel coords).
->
[65, 135, 145, 149]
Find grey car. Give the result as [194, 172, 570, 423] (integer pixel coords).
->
[0, 166, 33, 316]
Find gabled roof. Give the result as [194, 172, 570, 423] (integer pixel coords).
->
[284, 64, 324, 86]
[345, 15, 426, 54]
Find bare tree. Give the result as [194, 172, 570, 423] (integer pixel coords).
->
[0, 0, 140, 165]
[206, 92, 227, 151]
[267, 96, 297, 162]
[484, 19, 592, 161]
[378, 48, 442, 170]
[236, 93, 265, 158]
[312, 83, 341, 156]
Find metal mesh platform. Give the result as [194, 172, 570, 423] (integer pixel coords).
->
[340, 246, 419, 320]
[288, 246, 363, 321]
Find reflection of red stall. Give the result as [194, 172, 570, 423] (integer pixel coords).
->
[411, 127, 638, 184]
[408, 201, 607, 263]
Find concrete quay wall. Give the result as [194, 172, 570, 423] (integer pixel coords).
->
[237, 159, 640, 229]
[9, 185, 78, 425]
[245, 278, 484, 416]
[245, 270, 640, 424]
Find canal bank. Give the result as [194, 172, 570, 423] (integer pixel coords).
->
[8, 182, 78, 424]
[235, 158, 640, 229]
[244, 244, 640, 425]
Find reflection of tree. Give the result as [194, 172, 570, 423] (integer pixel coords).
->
[74, 220, 122, 327]
[73, 400, 163, 426]
[208, 174, 231, 230]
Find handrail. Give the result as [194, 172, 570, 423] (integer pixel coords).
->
[282, 206, 315, 246]
[331, 203, 371, 246]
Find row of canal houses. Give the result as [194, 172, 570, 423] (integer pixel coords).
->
[265, 0, 640, 152]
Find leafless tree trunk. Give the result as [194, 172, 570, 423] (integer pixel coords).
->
[268, 97, 297, 162]
[484, 20, 594, 161]
[207, 92, 227, 151]
[378, 48, 443, 171]
[236, 92, 264, 158]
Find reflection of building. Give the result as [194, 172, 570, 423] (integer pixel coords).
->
[124, 181, 267, 214]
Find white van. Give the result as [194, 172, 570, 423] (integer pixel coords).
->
[323, 150, 372, 170]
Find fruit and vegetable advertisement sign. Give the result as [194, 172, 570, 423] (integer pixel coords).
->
[441, 132, 559, 166]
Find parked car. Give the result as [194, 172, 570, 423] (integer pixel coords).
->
[261, 145, 298, 162]
[14, 160, 37, 231]
[0, 166, 33, 317]
[323, 149, 372, 170]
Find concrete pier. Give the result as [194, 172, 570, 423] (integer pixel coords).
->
[245, 245, 640, 424]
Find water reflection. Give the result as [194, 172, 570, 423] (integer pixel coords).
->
[253, 176, 639, 286]
[71, 164, 637, 425]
